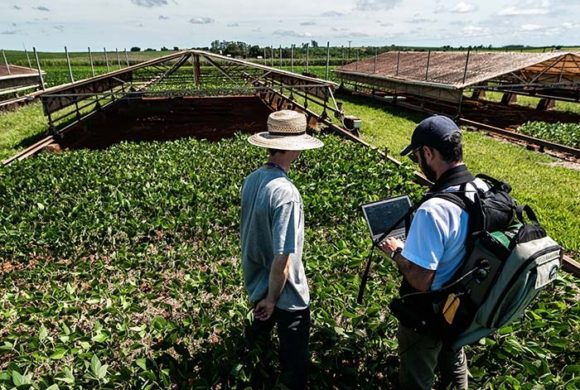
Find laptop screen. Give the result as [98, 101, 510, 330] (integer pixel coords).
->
[362, 196, 411, 239]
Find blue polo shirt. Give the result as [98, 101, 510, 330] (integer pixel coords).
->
[402, 179, 488, 290]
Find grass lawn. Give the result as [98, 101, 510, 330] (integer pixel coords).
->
[0, 103, 49, 162]
[337, 92, 580, 259]
[476, 90, 580, 114]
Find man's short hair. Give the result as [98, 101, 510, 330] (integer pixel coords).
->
[268, 148, 285, 156]
[435, 132, 463, 163]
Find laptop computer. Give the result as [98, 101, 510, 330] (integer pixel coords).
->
[361, 195, 412, 245]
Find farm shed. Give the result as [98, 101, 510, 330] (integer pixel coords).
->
[0, 64, 44, 100]
[335, 51, 580, 113]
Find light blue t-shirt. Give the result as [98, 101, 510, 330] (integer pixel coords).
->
[402, 179, 488, 290]
[240, 166, 309, 311]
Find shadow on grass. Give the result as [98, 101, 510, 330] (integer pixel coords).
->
[146, 322, 399, 389]
[335, 90, 426, 123]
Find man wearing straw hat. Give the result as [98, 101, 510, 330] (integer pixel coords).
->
[240, 110, 323, 389]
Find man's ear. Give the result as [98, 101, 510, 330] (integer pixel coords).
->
[423, 146, 435, 161]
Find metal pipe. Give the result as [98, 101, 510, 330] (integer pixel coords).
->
[88, 47, 95, 77]
[65, 46, 74, 83]
[462, 49, 470, 85]
[33, 47, 45, 90]
[2, 50, 10, 75]
[425, 50, 431, 81]
[326, 41, 330, 80]
[104, 48, 110, 72]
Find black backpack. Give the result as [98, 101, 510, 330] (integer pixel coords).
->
[359, 173, 562, 350]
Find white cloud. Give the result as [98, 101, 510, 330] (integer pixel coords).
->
[273, 29, 312, 38]
[321, 11, 345, 17]
[131, 0, 168, 7]
[300, 21, 316, 26]
[520, 24, 545, 31]
[189, 17, 214, 24]
[450, 2, 477, 13]
[355, 0, 401, 11]
[498, 7, 549, 15]
[226, 23, 239, 27]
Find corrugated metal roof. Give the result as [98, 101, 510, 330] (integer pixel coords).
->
[0, 65, 42, 81]
[336, 51, 580, 89]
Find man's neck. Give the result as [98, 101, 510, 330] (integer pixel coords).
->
[268, 155, 291, 173]
[434, 162, 464, 181]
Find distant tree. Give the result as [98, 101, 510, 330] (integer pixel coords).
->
[173, 46, 179, 51]
[311, 40, 319, 48]
[160, 46, 169, 51]
[248, 45, 261, 58]
[130, 47, 141, 52]
[144, 48, 156, 52]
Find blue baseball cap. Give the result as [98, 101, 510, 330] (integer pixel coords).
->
[400, 115, 461, 156]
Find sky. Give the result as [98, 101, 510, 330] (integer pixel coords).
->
[1, 0, 579, 51]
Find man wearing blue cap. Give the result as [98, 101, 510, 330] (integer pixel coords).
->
[379, 115, 488, 389]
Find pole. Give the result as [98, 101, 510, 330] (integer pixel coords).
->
[462, 48, 471, 85]
[396, 51, 400, 76]
[1, 50, 10, 75]
[291, 44, 294, 72]
[425, 50, 431, 81]
[263, 47, 266, 63]
[374, 47, 378, 73]
[88, 47, 95, 77]
[33, 47, 45, 90]
[348, 40, 351, 62]
[65, 46, 74, 83]
[104, 48, 110, 72]
[271, 45, 274, 67]
[125, 48, 129, 67]
[279, 44, 282, 67]
[306, 44, 309, 72]
[116, 48, 121, 68]
[25, 48, 32, 68]
[326, 41, 330, 80]
[355, 48, 359, 71]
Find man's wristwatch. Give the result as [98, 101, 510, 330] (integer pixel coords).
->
[390, 247, 403, 259]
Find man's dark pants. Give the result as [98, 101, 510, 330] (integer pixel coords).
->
[249, 306, 310, 389]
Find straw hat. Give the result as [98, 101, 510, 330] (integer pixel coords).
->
[248, 110, 324, 151]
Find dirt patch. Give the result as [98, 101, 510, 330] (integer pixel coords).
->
[57, 95, 272, 150]
[545, 161, 580, 171]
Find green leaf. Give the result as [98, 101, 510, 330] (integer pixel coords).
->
[91, 333, 108, 343]
[39, 325, 48, 341]
[12, 370, 31, 386]
[90, 355, 102, 378]
[136, 358, 148, 371]
[49, 348, 67, 360]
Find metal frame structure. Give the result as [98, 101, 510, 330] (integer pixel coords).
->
[336, 51, 580, 115]
[35, 50, 341, 135]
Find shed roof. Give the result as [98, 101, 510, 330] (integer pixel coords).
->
[0, 65, 42, 81]
[336, 51, 580, 89]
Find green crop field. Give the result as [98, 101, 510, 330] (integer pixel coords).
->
[0, 134, 577, 389]
[337, 93, 580, 259]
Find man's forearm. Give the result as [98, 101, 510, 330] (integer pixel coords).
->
[392, 251, 434, 292]
[266, 254, 291, 303]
